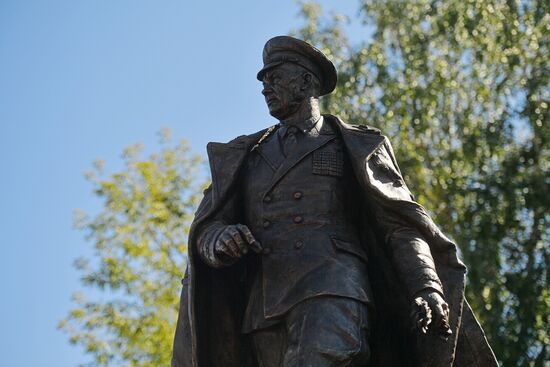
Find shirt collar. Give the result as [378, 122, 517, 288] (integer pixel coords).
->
[280, 115, 325, 136]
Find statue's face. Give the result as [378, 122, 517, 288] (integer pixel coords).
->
[261, 63, 306, 120]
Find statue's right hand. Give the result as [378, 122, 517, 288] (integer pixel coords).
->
[214, 224, 262, 260]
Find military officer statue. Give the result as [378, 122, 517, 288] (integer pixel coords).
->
[171, 36, 497, 367]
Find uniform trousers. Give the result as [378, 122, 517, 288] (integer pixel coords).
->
[250, 297, 371, 367]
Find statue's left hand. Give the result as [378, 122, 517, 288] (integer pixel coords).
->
[412, 289, 452, 340]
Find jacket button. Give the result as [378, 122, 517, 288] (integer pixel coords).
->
[294, 240, 304, 249]
[293, 191, 302, 199]
[263, 195, 272, 203]
[262, 246, 272, 255]
[293, 216, 303, 223]
[263, 220, 270, 228]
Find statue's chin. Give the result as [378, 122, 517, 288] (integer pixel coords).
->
[267, 106, 286, 120]
[268, 102, 302, 121]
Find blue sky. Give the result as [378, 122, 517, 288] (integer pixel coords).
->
[0, 1, 363, 365]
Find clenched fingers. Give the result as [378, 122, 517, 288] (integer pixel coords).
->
[226, 226, 248, 254]
[435, 301, 452, 340]
[217, 233, 241, 258]
[236, 224, 262, 253]
[412, 297, 432, 334]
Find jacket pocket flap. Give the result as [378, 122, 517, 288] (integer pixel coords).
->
[331, 237, 368, 262]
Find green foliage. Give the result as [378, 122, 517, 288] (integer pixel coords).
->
[294, 0, 549, 365]
[59, 130, 207, 367]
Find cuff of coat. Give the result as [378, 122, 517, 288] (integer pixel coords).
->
[406, 269, 444, 298]
[197, 222, 231, 268]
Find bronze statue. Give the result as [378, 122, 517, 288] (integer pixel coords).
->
[171, 36, 497, 367]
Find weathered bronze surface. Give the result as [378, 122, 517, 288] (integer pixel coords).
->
[171, 36, 497, 367]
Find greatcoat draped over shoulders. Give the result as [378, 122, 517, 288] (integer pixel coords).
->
[171, 115, 497, 367]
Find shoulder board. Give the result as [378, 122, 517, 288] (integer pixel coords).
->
[227, 135, 248, 144]
[219, 135, 249, 150]
[349, 124, 382, 135]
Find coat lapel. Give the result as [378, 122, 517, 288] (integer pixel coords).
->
[205, 130, 268, 217]
[255, 131, 284, 171]
[207, 142, 248, 205]
[264, 132, 336, 194]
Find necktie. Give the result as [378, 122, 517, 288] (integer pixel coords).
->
[282, 125, 299, 157]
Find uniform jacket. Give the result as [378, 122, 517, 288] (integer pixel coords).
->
[238, 120, 373, 332]
[171, 115, 498, 367]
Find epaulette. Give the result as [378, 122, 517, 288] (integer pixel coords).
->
[227, 135, 247, 144]
[354, 124, 382, 135]
[223, 135, 250, 150]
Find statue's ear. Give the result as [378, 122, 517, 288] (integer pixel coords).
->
[301, 72, 312, 91]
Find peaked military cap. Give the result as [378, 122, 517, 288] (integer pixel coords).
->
[257, 35, 337, 96]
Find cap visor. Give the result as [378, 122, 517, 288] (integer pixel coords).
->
[256, 61, 285, 81]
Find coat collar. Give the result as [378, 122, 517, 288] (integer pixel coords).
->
[325, 114, 386, 164]
[206, 128, 269, 210]
[205, 116, 385, 216]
